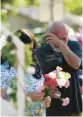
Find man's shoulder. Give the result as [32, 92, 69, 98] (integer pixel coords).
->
[36, 44, 52, 55]
[68, 40, 80, 46]
[68, 40, 81, 49]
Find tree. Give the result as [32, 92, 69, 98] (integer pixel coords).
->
[64, 0, 82, 15]
[1, 0, 39, 7]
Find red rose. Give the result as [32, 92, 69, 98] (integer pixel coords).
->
[49, 79, 57, 88]
[44, 74, 51, 79]
[44, 79, 57, 89]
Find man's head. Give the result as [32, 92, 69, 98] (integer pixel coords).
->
[48, 21, 69, 44]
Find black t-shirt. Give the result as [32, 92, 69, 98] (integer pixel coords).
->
[36, 40, 82, 74]
[36, 40, 82, 116]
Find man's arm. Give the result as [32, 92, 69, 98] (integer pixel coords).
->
[59, 42, 81, 69]
[46, 33, 81, 70]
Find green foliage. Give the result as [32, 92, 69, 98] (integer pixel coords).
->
[24, 45, 33, 70]
[2, 41, 17, 67]
[8, 77, 17, 91]
[26, 0, 39, 6]
[1, 0, 39, 7]
[8, 77, 17, 103]
[2, 40, 33, 69]
[43, 86, 52, 97]
[1, 9, 7, 23]
[64, 0, 82, 15]
[9, 91, 17, 102]
[12, 0, 27, 7]
[1, 9, 9, 26]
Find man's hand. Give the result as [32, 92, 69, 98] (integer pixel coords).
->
[26, 92, 45, 102]
[45, 33, 63, 48]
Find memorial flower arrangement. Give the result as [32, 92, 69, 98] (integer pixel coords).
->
[43, 66, 71, 106]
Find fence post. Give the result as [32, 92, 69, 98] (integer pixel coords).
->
[1, 24, 25, 116]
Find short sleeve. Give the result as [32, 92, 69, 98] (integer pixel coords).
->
[68, 40, 82, 58]
[0, 64, 16, 89]
[24, 74, 44, 94]
[0, 80, 8, 88]
[68, 40, 82, 69]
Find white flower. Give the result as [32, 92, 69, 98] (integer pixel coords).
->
[56, 71, 67, 88]
[56, 66, 63, 71]
[27, 66, 36, 75]
[56, 77, 67, 88]
[59, 71, 71, 80]
[49, 72, 56, 79]
[64, 80, 70, 88]
[65, 72, 71, 80]
[56, 71, 71, 88]
[58, 71, 65, 79]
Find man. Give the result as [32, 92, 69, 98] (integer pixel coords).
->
[36, 22, 82, 116]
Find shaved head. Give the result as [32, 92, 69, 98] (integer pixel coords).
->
[48, 22, 68, 39]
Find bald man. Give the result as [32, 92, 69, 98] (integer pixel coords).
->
[36, 22, 82, 116]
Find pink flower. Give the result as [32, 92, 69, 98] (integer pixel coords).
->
[64, 80, 70, 88]
[53, 93, 61, 99]
[62, 97, 70, 106]
[44, 79, 57, 89]
[44, 74, 51, 79]
[80, 86, 83, 94]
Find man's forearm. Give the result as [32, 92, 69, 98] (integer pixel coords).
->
[59, 42, 81, 69]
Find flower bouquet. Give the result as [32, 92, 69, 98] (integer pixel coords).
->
[43, 66, 71, 106]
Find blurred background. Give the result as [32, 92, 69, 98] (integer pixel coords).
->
[1, 0, 82, 43]
[1, 0, 82, 31]
[0, 0, 82, 116]
[1, 0, 82, 46]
